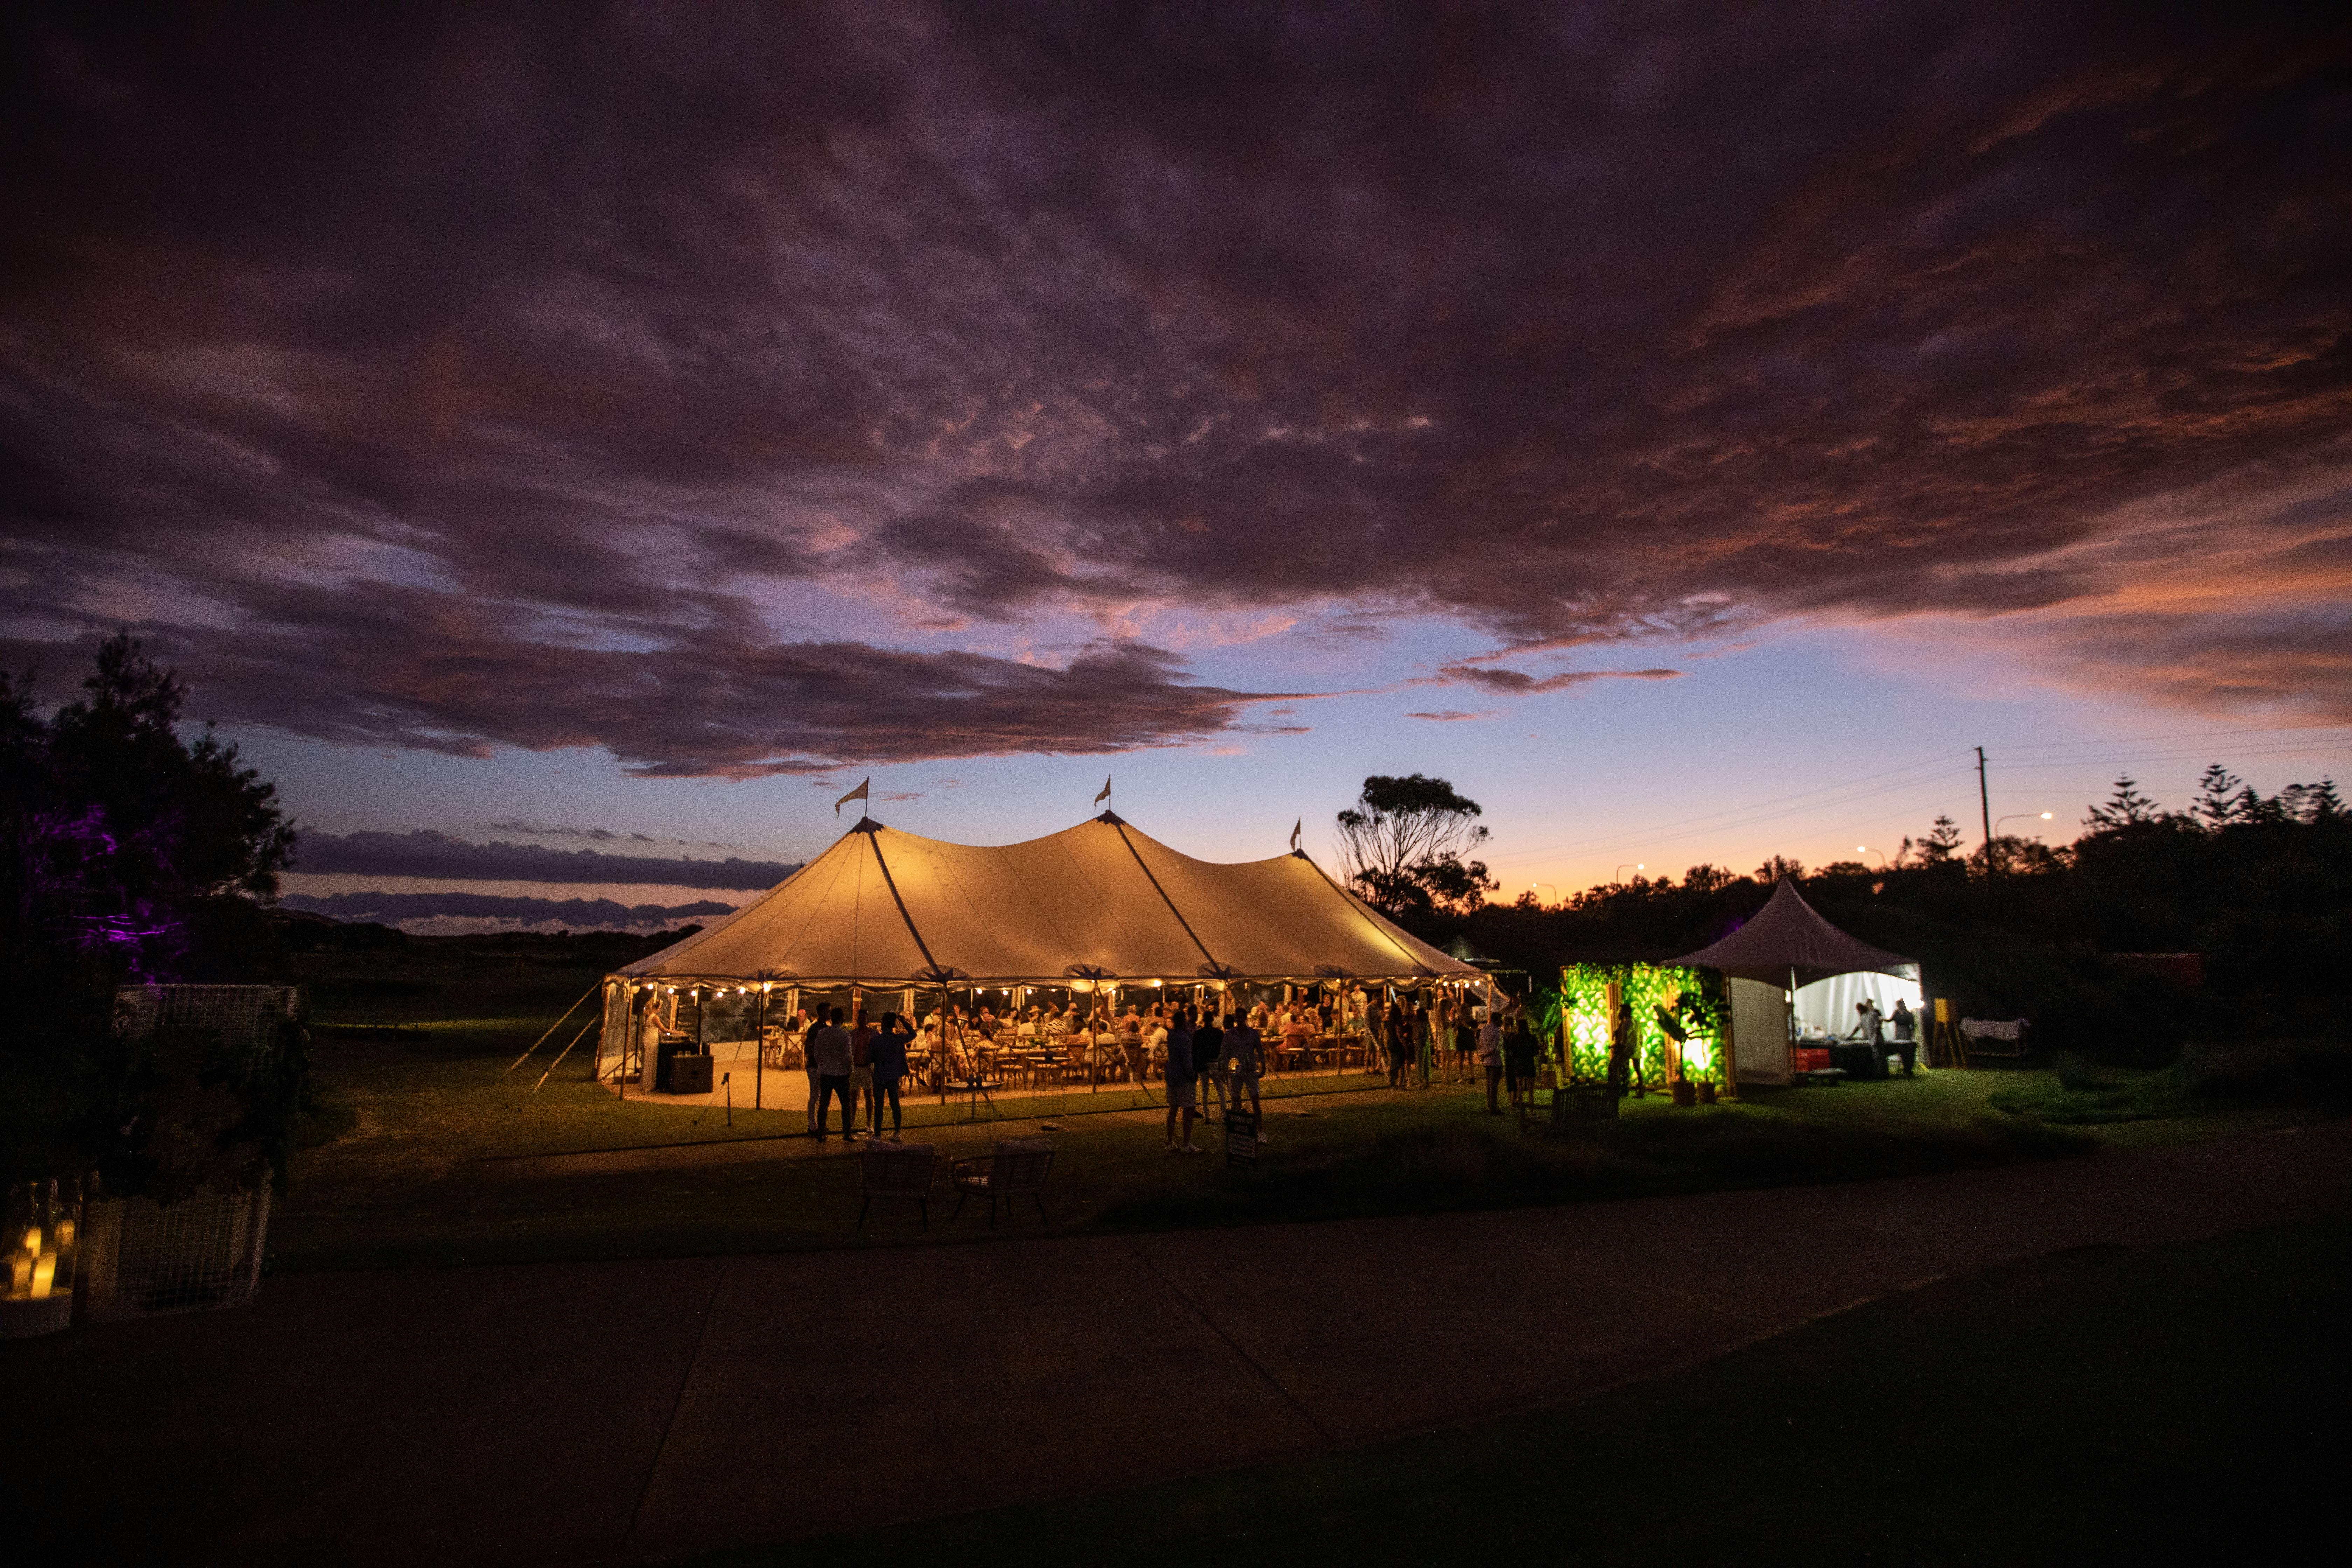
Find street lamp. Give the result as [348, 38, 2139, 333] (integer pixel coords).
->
[1856, 845, 1887, 868]
[1528, 881, 1558, 904]
[1612, 863, 1644, 883]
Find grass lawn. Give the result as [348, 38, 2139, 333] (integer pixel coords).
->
[46, 936, 2266, 1271]
[268, 951, 2332, 1273]
[673, 1216, 2346, 1566]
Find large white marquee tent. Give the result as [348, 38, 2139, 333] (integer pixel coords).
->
[596, 812, 1486, 1081]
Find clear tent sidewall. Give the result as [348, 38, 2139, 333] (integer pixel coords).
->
[593, 969, 1500, 1087]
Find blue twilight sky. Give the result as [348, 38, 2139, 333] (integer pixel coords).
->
[4, 4, 2348, 929]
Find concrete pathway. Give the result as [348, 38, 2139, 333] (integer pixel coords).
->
[10, 1121, 2346, 1567]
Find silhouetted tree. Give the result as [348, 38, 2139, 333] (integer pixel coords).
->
[1335, 774, 1496, 923]
[2194, 764, 2245, 830]
[2, 632, 296, 1009]
[2085, 774, 2166, 831]
[1912, 814, 1965, 864]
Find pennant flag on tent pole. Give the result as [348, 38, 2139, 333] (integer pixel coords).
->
[1094, 776, 1112, 807]
[834, 777, 870, 817]
[1290, 818, 1302, 853]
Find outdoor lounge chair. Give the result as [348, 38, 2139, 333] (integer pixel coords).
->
[857, 1142, 938, 1229]
[950, 1144, 1055, 1226]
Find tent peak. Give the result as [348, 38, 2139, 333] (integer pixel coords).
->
[1094, 809, 1127, 826]
[1666, 876, 1916, 986]
[847, 816, 884, 835]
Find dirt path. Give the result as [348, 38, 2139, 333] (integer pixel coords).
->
[11, 1121, 2346, 1566]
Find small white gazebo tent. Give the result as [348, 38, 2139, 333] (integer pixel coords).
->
[1667, 879, 1920, 1086]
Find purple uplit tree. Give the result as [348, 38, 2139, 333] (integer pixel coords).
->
[2, 631, 296, 1010]
[5, 634, 309, 1196]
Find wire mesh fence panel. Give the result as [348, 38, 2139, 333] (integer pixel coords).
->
[82, 1188, 270, 1322]
[112, 986, 300, 1074]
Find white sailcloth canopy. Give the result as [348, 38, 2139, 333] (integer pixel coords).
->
[614, 812, 1482, 986]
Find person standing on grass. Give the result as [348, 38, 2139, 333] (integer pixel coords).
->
[808, 1007, 853, 1142]
[1479, 1006, 1507, 1113]
[1383, 1000, 1412, 1088]
[1195, 1004, 1227, 1123]
[1163, 1006, 1202, 1153]
[1890, 999, 1917, 1077]
[868, 1011, 910, 1140]
[847, 1008, 877, 1139]
[1477, 1006, 1504, 1112]
[800, 1008, 825, 1126]
[1225, 1008, 1266, 1146]
[1504, 1016, 1540, 1119]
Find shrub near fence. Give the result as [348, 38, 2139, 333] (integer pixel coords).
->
[75, 986, 305, 1321]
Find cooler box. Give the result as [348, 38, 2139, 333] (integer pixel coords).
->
[1791, 1047, 1832, 1074]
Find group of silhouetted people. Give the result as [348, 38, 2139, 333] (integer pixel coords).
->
[1156, 1002, 1267, 1153]
[802, 1006, 913, 1142]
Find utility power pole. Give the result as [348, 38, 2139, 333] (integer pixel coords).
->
[1976, 746, 1993, 868]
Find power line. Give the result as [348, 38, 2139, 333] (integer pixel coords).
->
[1993, 720, 2352, 752]
[1486, 762, 1976, 868]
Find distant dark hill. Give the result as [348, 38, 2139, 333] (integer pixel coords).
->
[281, 890, 740, 931]
[294, 828, 794, 890]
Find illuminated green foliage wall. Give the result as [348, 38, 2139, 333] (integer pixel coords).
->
[1555, 963, 1728, 1082]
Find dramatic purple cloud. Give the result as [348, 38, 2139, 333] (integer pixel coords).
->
[3, 0, 2348, 775]
[0, 595, 1283, 774]
[1435, 665, 1684, 696]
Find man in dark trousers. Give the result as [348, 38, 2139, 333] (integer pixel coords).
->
[1504, 1016, 1541, 1120]
[1163, 1006, 1202, 1153]
[847, 1007, 876, 1138]
[1225, 1008, 1266, 1148]
[1889, 999, 1918, 1077]
[1194, 1005, 1226, 1123]
[869, 1011, 911, 1139]
[808, 1007, 852, 1142]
